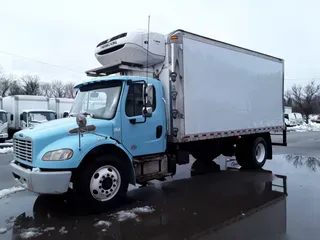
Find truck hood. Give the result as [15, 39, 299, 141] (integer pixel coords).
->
[14, 117, 113, 141]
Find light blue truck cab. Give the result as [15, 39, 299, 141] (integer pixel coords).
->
[10, 75, 172, 209]
[9, 29, 280, 210]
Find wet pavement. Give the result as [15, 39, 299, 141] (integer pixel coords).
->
[0, 132, 319, 239]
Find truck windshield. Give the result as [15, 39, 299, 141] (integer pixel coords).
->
[0, 112, 7, 124]
[28, 112, 56, 123]
[69, 81, 122, 120]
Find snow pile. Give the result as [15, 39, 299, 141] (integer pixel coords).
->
[0, 186, 25, 199]
[43, 227, 55, 232]
[94, 220, 112, 227]
[287, 122, 320, 132]
[0, 147, 13, 154]
[111, 206, 155, 222]
[20, 228, 42, 239]
[59, 226, 68, 234]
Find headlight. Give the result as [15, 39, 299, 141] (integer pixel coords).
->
[42, 149, 73, 161]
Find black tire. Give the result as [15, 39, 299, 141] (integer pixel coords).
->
[71, 154, 129, 212]
[236, 136, 267, 169]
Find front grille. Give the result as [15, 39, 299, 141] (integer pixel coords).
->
[13, 138, 33, 162]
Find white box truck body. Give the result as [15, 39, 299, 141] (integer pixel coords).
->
[165, 32, 283, 141]
[49, 98, 74, 118]
[3, 95, 57, 135]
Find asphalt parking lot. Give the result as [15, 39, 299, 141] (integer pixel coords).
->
[0, 131, 319, 239]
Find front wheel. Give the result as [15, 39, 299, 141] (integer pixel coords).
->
[72, 155, 129, 211]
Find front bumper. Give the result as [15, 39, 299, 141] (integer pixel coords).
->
[0, 133, 8, 139]
[10, 162, 72, 194]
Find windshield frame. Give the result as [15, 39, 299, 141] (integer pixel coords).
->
[28, 111, 56, 122]
[69, 80, 123, 120]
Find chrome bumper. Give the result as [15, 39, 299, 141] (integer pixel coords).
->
[10, 162, 72, 194]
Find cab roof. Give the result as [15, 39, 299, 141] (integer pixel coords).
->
[74, 75, 156, 89]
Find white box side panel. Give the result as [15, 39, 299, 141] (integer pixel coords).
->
[183, 37, 284, 135]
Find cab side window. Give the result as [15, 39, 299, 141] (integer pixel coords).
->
[125, 83, 156, 117]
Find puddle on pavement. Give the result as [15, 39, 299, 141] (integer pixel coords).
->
[2, 153, 320, 239]
[0, 157, 290, 240]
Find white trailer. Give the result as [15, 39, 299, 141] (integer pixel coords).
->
[0, 97, 8, 142]
[284, 106, 292, 114]
[3, 95, 57, 135]
[49, 98, 74, 118]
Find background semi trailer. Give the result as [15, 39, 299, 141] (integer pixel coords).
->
[49, 97, 74, 118]
[10, 29, 284, 210]
[3, 95, 57, 137]
[0, 97, 8, 143]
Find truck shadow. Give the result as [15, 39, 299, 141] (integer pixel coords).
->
[10, 163, 287, 240]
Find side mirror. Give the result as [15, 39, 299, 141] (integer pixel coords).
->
[143, 83, 154, 106]
[20, 114, 23, 121]
[10, 114, 13, 121]
[142, 107, 153, 118]
[76, 114, 87, 128]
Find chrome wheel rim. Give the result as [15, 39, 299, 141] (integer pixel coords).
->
[255, 143, 266, 163]
[90, 165, 121, 201]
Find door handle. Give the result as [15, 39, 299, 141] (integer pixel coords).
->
[129, 118, 136, 124]
[156, 125, 162, 139]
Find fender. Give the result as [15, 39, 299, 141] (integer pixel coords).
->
[78, 139, 136, 185]
[34, 134, 136, 184]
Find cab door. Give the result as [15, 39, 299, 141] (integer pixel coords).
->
[121, 81, 166, 156]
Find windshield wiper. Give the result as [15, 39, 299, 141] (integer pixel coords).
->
[69, 112, 94, 118]
[82, 112, 94, 117]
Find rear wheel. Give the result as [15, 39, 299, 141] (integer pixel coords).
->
[72, 155, 129, 211]
[236, 136, 267, 169]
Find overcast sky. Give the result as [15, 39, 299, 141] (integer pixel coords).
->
[0, 0, 319, 89]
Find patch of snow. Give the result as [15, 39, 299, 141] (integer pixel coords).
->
[94, 220, 112, 227]
[0, 186, 25, 199]
[43, 227, 55, 232]
[132, 206, 155, 214]
[59, 226, 68, 234]
[114, 210, 138, 222]
[20, 228, 42, 239]
[112, 205, 155, 222]
[0, 228, 7, 234]
[32, 167, 40, 173]
[0, 147, 13, 154]
[287, 122, 320, 132]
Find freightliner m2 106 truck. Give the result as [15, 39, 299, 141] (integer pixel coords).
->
[10, 29, 284, 209]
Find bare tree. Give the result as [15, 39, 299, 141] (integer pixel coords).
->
[51, 80, 65, 97]
[40, 82, 53, 97]
[21, 75, 41, 95]
[290, 81, 320, 123]
[64, 82, 77, 98]
[0, 67, 12, 97]
[9, 80, 24, 95]
[284, 90, 292, 107]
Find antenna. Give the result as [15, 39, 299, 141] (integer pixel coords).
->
[146, 15, 150, 80]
